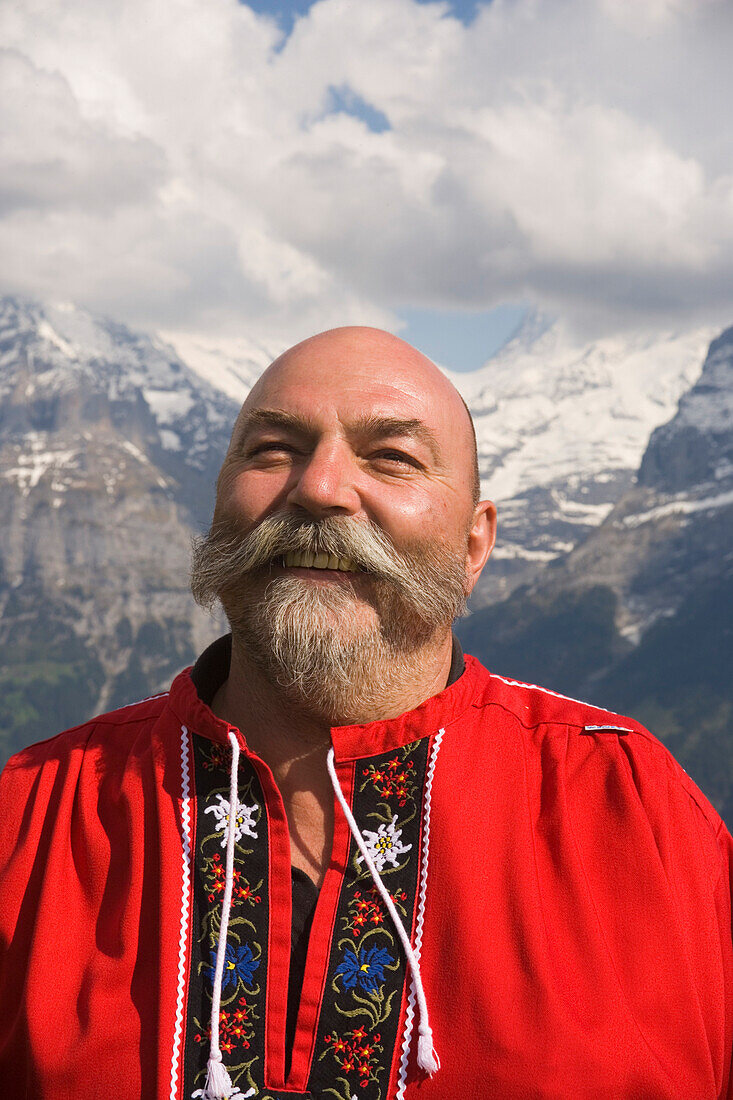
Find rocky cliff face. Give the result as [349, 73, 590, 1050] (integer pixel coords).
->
[639, 325, 733, 493]
[552, 324, 733, 641]
[0, 296, 234, 753]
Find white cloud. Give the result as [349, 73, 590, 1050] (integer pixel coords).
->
[0, 49, 164, 213]
[1, 0, 733, 345]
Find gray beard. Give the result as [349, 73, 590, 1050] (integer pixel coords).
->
[190, 511, 469, 721]
[240, 576, 416, 720]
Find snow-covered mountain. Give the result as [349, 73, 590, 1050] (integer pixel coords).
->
[557, 322, 733, 641]
[161, 330, 277, 404]
[448, 313, 713, 601]
[0, 297, 237, 506]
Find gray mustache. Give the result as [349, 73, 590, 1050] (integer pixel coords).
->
[191, 508, 468, 630]
[207, 512, 412, 585]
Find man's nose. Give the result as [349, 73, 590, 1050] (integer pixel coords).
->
[286, 440, 360, 517]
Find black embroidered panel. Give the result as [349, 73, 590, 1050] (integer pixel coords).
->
[181, 735, 433, 1100]
[306, 738, 431, 1100]
[183, 738, 271, 1100]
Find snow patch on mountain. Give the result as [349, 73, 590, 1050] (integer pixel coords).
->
[142, 388, 195, 423]
[620, 488, 733, 528]
[161, 331, 278, 403]
[0, 435, 78, 496]
[445, 314, 713, 504]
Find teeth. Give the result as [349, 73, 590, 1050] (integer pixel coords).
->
[282, 550, 359, 572]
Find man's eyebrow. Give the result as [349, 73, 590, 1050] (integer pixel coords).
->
[350, 416, 442, 460]
[236, 409, 318, 442]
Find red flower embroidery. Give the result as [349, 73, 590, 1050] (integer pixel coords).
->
[361, 753, 416, 806]
[342, 884, 408, 938]
[322, 1027, 384, 1088]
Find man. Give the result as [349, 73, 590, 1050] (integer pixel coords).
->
[0, 327, 731, 1100]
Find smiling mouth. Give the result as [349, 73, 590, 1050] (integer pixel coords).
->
[281, 550, 360, 572]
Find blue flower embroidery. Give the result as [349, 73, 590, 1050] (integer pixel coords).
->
[335, 943, 395, 994]
[206, 942, 260, 992]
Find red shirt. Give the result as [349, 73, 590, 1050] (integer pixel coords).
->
[1, 654, 731, 1099]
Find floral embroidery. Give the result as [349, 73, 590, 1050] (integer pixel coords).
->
[204, 793, 258, 846]
[307, 736, 431, 1100]
[205, 852, 262, 906]
[356, 815, 412, 872]
[200, 743, 228, 772]
[205, 942, 260, 992]
[193, 993, 257, 1055]
[342, 885, 408, 939]
[321, 1025, 384, 1094]
[187, 732, 432, 1100]
[335, 943, 396, 994]
[361, 750, 417, 807]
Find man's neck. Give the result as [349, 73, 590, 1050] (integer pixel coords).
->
[210, 632, 454, 885]
[213, 630, 454, 746]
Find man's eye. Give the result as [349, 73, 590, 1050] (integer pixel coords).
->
[248, 441, 297, 457]
[373, 450, 420, 468]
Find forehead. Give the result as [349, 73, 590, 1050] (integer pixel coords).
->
[237, 336, 464, 447]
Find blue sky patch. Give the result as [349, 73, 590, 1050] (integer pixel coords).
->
[242, 0, 313, 37]
[241, 0, 488, 38]
[327, 85, 390, 133]
[399, 303, 527, 372]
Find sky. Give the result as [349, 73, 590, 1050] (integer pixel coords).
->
[2, 0, 733, 371]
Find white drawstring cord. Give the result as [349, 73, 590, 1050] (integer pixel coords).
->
[204, 731, 240, 1100]
[326, 747, 440, 1076]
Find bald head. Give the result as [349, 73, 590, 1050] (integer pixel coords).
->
[232, 326, 480, 506]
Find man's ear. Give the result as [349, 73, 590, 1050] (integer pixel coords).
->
[465, 500, 497, 596]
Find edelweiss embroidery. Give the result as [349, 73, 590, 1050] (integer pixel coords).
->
[356, 815, 412, 872]
[205, 792, 258, 846]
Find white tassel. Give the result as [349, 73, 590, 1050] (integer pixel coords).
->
[417, 1024, 440, 1075]
[203, 1053, 234, 1099]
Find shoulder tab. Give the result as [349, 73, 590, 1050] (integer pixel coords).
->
[581, 724, 632, 735]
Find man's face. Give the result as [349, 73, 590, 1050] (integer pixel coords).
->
[207, 328, 491, 642]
